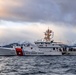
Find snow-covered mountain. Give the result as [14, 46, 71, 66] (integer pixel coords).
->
[2, 42, 35, 48]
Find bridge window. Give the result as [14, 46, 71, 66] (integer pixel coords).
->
[59, 48, 62, 51]
[35, 42, 39, 44]
[41, 42, 44, 44]
[53, 48, 55, 50]
[69, 48, 73, 51]
[45, 42, 50, 44]
[56, 48, 58, 49]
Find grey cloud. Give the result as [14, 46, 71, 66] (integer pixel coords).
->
[0, 0, 76, 25]
[0, 28, 39, 45]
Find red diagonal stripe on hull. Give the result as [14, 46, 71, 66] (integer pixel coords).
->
[15, 48, 23, 56]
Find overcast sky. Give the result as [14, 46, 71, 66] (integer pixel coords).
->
[0, 0, 76, 45]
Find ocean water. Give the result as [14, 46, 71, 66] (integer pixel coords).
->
[0, 56, 76, 75]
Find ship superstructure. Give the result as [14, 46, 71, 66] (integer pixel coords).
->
[33, 28, 64, 55]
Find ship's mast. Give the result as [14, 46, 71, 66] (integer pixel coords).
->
[44, 28, 53, 42]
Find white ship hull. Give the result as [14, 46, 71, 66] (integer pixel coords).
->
[0, 47, 16, 55]
[23, 51, 62, 55]
[0, 47, 76, 55]
[0, 47, 62, 55]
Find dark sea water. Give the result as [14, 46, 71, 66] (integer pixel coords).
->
[0, 56, 76, 75]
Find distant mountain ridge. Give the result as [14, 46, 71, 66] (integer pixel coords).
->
[2, 42, 35, 48]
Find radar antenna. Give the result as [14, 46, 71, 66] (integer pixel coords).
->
[44, 28, 54, 42]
